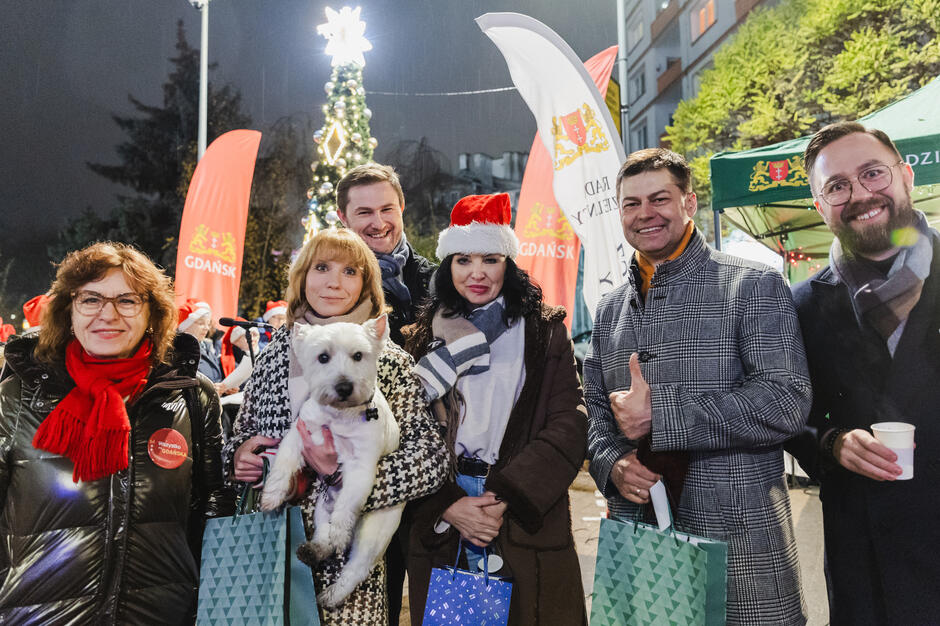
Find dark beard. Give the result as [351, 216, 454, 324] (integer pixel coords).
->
[832, 195, 916, 257]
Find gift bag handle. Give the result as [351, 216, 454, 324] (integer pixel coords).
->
[234, 456, 270, 519]
[451, 539, 494, 588]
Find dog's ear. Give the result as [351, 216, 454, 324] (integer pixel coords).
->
[363, 314, 389, 349]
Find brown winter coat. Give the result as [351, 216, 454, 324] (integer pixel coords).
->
[404, 304, 588, 626]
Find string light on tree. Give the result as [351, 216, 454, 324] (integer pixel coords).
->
[303, 5, 377, 243]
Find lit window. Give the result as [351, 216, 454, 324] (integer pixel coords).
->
[690, 0, 716, 41]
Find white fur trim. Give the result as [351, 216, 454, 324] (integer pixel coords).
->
[230, 326, 246, 343]
[178, 307, 210, 332]
[263, 305, 286, 322]
[436, 223, 520, 260]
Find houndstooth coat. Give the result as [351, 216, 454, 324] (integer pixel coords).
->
[584, 229, 811, 626]
[222, 327, 447, 625]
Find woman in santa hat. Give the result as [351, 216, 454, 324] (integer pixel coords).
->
[217, 319, 259, 395]
[178, 299, 224, 384]
[255, 299, 287, 351]
[404, 193, 588, 625]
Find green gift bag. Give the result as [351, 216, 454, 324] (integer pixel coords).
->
[197, 480, 320, 625]
[590, 515, 727, 626]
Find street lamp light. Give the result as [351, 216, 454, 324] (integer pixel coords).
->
[189, 0, 211, 161]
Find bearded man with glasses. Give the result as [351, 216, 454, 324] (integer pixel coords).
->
[787, 122, 940, 624]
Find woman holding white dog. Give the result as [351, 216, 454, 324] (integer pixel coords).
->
[404, 193, 589, 625]
[224, 228, 446, 625]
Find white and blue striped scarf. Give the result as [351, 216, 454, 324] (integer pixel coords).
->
[413, 299, 509, 401]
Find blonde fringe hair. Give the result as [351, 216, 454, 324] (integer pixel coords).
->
[35, 242, 177, 365]
[284, 228, 386, 326]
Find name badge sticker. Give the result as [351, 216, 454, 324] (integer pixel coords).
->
[148, 428, 189, 469]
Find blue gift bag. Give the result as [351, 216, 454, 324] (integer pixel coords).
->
[422, 544, 512, 626]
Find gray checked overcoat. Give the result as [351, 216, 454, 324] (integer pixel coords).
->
[584, 229, 811, 626]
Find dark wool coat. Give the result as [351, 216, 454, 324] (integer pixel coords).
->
[585, 230, 811, 626]
[0, 333, 231, 625]
[790, 230, 940, 626]
[404, 305, 588, 626]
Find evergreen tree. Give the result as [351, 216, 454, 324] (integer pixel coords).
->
[666, 0, 940, 204]
[240, 115, 315, 318]
[305, 7, 376, 240]
[52, 20, 251, 269]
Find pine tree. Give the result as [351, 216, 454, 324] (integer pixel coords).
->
[52, 21, 251, 269]
[305, 7, 377, 241]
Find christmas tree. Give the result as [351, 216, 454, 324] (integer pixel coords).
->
[305, 6, 377, 242]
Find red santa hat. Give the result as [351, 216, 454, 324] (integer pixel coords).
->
[262, 300, 287, 323]
[435, 193, 520, 261]
[177, 298, 211, 332]
[23, 294, 51, 328]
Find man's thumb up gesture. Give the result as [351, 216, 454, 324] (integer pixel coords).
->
[609, 352, 653, 440]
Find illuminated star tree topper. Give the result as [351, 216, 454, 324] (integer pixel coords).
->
[316, 6, 373, 67]
[303, 5, 377, 243]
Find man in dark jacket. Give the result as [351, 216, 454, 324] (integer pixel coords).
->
[337, 163, 436, 348]
[790, 121, 940, 624]
[335, 162, 435, 624]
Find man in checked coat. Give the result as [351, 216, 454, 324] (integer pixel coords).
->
[584, 148, 812, 625]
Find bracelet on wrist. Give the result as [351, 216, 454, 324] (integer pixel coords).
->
[824, 428, 848, 460]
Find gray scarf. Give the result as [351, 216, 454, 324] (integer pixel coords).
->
[830, 210, 933, 355]
[376, 233, 411, 307]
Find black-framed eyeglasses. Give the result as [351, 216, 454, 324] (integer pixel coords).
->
[71, 291, 147, 317]
[819, 160, 905, 207]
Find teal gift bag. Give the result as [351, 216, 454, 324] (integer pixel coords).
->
[590, 513, 727, 626]
[197, 480, 319, 625]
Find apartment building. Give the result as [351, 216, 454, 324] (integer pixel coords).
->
[621, 0, 769, 151]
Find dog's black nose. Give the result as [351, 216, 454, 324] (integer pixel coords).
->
[335, 381, 353, 400]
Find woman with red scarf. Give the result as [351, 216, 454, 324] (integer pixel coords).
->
[0, 242, 231, 624]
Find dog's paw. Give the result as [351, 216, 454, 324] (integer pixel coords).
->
[296, 541, 321, 567]
[304, 537, 334, 562]
[259, 488, 286, 512]
[317, 581, 351, 608]
[328, 514, 356, 551]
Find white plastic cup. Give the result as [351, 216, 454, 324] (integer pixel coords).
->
[871, 422, 915, 480]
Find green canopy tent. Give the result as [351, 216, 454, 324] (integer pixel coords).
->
[709, 76, 940, 282]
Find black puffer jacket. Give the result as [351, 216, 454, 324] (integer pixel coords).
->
[0, 333, 232, 625]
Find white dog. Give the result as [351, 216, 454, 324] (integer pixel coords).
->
[260, 315, 404, 607]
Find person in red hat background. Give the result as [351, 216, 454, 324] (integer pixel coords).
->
[403, 193, 588, 625]
[254, 299, 287, 351]
[178, 298, 224, 384]
[21, 294, 51, 337]
[335, 162, 438, 621]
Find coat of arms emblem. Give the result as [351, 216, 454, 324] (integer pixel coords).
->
[551, 103, 610, 170]
[189, 224, 237, 263]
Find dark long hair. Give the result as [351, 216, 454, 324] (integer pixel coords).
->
[405, 256, 542, 358]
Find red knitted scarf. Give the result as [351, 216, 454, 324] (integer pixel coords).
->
[33, 338, 152, 482]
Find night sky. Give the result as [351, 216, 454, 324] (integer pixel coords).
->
[0, 0, 616, 304]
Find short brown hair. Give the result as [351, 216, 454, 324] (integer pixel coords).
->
[284, 228, 385, 326]
[616, 148, 693, 196]
[804, 122, 902, 191]
[336, 163, 404, 215]
[36, 242, 177, 365]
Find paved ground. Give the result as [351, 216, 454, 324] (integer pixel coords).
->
[400, 471, 828, 625]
